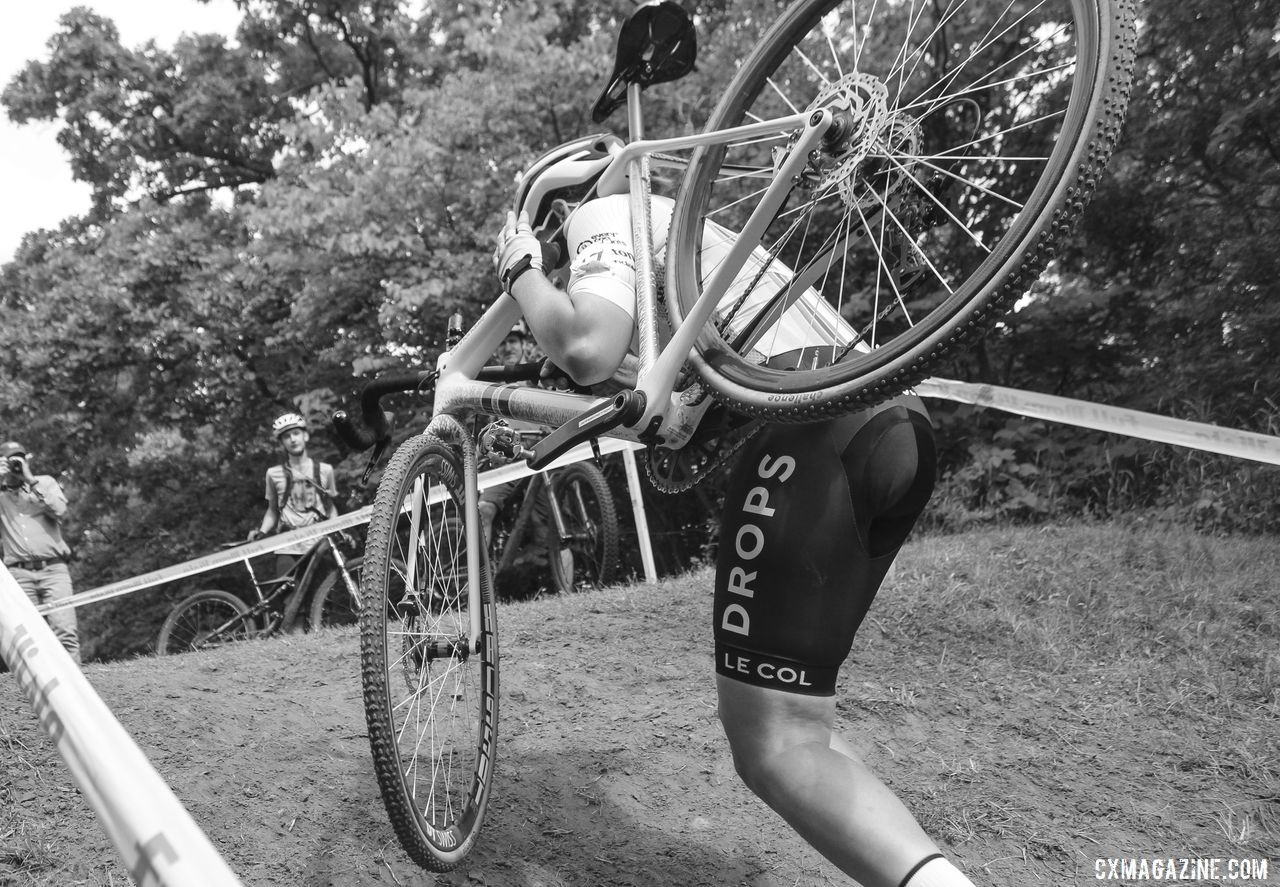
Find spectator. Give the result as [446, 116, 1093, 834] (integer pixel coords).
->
[248, 413, 340, 578]
[479, 322, 539, 544]
[0, 441, 79, 663]
[494, 321, 529, 367]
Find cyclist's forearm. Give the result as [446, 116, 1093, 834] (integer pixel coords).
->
[259, 505, 279, 535]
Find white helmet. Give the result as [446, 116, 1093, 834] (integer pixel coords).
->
[513, 133, 623, 268]
[272, 412, 307, 438]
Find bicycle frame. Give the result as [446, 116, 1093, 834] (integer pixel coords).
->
[489, 471, 570, 578]
[238, 534, 355, 631]
[422, 84, 841, 652]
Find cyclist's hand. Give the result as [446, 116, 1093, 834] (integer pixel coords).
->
[247, 528, 265, 542]
[538, 358, 593, 394]
[493, 211, 544, 293]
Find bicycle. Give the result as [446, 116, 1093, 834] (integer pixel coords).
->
[155, 532, 362, 653]
[482, 429, 621, 598]
[334, 0, 1136, 870]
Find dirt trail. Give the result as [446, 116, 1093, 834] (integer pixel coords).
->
[2, 547, 1275, 886]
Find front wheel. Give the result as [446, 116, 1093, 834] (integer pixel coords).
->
[668, 0, 1136, 421]
[156, 589, 253, 655]
[360, 433, 498, 871]
[545, 462, 620, 593]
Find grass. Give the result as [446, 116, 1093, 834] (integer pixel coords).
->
[864, 523, 1279, 863]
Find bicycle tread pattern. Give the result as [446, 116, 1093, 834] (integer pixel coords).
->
[359, 432, 498, 872]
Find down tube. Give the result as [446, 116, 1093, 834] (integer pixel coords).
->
[432, 378, 647, 444]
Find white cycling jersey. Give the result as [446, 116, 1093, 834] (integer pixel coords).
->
[565, 194, 864, 368]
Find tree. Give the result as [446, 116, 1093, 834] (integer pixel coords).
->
[2, 9, 285, 214]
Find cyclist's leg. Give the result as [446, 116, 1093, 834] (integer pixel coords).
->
[479, 480, 516, 543]
[716, 679, 944, 887]
[713, 401, 965, 886]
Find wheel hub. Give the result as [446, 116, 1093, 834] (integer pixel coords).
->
[777, 72, 924, 212]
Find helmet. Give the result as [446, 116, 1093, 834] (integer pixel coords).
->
[0, 441, 26, 459]
[271, 412, 307, 438]
[513, 133, 623, 268]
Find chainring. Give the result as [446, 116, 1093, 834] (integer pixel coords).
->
[645, 405, 764, 494]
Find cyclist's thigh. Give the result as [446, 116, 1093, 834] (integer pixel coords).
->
[713, 397, 936, 696]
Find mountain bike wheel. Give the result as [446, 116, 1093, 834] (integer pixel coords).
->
[546, 462, 620, 593]
[360, 433, 498, 872]
[156, 589, 253, 654]
[668, 0, 1136, 420]
[308, 556, 363, 629]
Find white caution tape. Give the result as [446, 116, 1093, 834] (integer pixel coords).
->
[35, 509, 373, 615]
[1, 565, 245, 887]
[38, 437, 644, 614]
[916, 377, 1280, 466]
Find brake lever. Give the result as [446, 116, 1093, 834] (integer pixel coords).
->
[360, 438, 390, 486]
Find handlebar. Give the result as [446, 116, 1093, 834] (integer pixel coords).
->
[332, 362, 547, 453]
[332, 371, 436, 451]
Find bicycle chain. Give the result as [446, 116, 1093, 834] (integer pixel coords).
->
[644, 260, 766, 493]
[644, 407, 764, 494]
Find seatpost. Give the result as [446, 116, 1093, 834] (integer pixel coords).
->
[243, 558, 265, 603]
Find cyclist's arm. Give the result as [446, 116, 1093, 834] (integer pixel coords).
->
[257, 473, 281, 536]
[507, 272, 632, 386]
[323, 465, 340, 520]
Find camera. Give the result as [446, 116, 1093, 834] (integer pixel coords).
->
[6, 457, 24, 473]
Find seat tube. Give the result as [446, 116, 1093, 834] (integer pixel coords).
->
[637, 109, 837, 423]
[244, 559, 265, 603]
[627, 82, 661, 375]
[542, 474, 569, 543]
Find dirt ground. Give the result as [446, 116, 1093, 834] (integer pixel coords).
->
[1, 532, 1276, 886]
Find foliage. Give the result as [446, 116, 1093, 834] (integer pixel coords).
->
[924, 401, 1280, 535]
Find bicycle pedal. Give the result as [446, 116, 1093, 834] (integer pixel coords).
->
[479, 421, 531, 465]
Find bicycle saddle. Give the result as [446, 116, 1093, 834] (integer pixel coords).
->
[591, 0, 697, 124]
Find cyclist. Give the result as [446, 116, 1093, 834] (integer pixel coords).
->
[249, 412, 341, 578]
[492, 148, 969, 887]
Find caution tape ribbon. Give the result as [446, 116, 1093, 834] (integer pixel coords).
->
[37, 438, 643, 614]
[915, 377, 1280, 466]
[1, 566, 246, 886]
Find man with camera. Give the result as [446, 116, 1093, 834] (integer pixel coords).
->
[0, 441, 80, 664]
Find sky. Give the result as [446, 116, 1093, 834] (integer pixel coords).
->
[0, 0, 243, 264]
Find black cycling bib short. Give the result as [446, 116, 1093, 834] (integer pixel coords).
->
[713, 393, 937, 696]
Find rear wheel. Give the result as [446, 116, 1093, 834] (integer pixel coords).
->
[669, 0, 1136, 420]
[156, 589, 253, 654]
[545, 462, 620, 593]
[360, 433, 498, 871]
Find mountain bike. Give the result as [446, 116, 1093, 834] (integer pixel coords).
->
[334, 0, 1137, 870]
[482, 430, 620, 598]
[155, 533, 362, 653]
